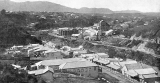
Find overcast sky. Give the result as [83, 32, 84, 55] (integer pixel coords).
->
[10, 0, 160, 12]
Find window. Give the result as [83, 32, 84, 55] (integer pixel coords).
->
[39, 65, 45, 69]
[31, 66, 37, 71]
[94, 66, 96, 70]
[81, 69, 84, 72]
[77, 69, 80, 72]
[85, 68, 88, 72]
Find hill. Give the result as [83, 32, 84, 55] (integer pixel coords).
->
[0, 0, 76, 12]
[0, 0, 130, 14]
[78, 7, 113, 14]
[0, 26, 42, 48]
[115, 10, 141, 13]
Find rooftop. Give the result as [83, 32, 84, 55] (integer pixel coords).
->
[44, 49, 59, 54]
[106, 62, 121, 70]
[96, 53, 109, 58]
[28, 66, 54, 75]
[59, 61, 98, 69]
[118, 60, 137, 67]
[125, 62, 151, 70]
[39, 58, 86, 66]
[140, 74, 158, 79]
[134, 68, 157, 75]
[81, 53, 97, 57]
[96, 59, 110, 65]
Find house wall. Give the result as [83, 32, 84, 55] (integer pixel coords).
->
[100, 21, 110, 32]
[46, 52, 63, 59]
[58, 29, 74, 36]
[65, 66, 99, 78]
[143, 77, 160, 83]
[49, 65, 59, 70]
[121, 66, 127, 76]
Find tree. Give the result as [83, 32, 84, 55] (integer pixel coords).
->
[1, 9, 6, 15]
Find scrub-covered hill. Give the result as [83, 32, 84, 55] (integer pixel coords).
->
[0, 26, 42, 48]
[0, 11, 42, 48]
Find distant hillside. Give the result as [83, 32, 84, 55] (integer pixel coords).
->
[143, 12, 160, 17]
[115, 10, 141, 13]
[0, 0, 159, 15]
[0, 0, 77, 12]
[78, 7, 113, 14]
[0, 0, 140, 14]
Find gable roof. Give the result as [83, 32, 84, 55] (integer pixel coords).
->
[35, 67, 54, 75]
[28, 66, 54, 75]
[44, 49, 59, 54]
[119, 60, 137, 67]
[106, 58, 121, 62]
[134, 68, 157, 75]
[39, 58, 86, 66]
[74, 49, 87, 54]
[59, 61, 98, 69]
[152, 67, 160, 77]
[34, 46, 51, 52]
[81, 53, 97, 58]
[125, 63, 151, 70]
[96, 53, 109, 58]
[106, 62, 121, 70]
[96, 59, 110, 65]
[126, 70, 138, 77]
[140, 74, 158, 79]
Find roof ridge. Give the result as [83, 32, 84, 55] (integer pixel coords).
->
[66, 60, 87, 63]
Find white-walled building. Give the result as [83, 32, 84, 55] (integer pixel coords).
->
[34, 58, 86, 70]
[121, 62, 159, 83]
[59, 61, 99, 78]
[44, 49, 63, 59]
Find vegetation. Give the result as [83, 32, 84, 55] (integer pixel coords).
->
[0, 9, 42, 49]
[0, 64, 28, 83]
[0, 9, 160, 82]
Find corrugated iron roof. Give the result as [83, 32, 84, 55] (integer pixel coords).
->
[96, 53, 109, 58]
[96, 60, 110, 65]
[28, 66, 54, 75]
[106, 62, 121, 70]
[126, 70, 138, 77]
[59, 61, 98, 69]
[125, 63, 151, 70]
[40, 58, 86, 66]
[153, 67, 160, 77]
[135, 68, 157, 75]
[119, 60, 137, 67]
[141, 74, 158, 79]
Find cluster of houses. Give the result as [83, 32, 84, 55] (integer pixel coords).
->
[82, 52, 160, 83]
[25, 42, 160, 83]
[6, 40, 160, 83]
[53, 20, 114, 41]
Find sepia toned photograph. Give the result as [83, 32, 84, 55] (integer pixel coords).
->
[0, 0, 160, 83]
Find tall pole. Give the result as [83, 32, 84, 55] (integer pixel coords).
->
[81, 19, 84, 39]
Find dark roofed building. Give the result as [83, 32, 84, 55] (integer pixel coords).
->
[99, 20, 110, 31]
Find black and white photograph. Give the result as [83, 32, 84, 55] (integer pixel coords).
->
[0, 0, 160, 83]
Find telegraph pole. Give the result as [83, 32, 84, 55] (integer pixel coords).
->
[81, 19, 84, 39]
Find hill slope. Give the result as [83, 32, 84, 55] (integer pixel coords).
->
[0, 26, 42, 47]
[0, 0, 114, 14]
[78, 7, 113, 14]
[0, 0, 76, 12]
